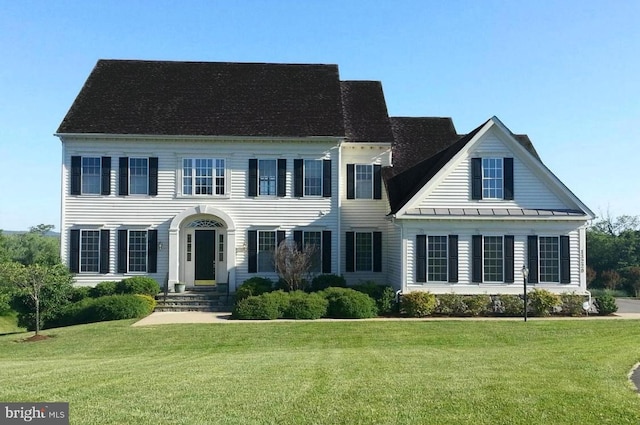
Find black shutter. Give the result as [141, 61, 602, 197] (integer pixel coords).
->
[71, 156, 81, 195]
[101, 157, 111, 196]
[248, 230, 257, 273]
[416, 235, 427, 282]
[448, 235, 459, 283]
[119, 157, 129, 196]
[346, 164, 355, 199]
[100, 229, 110, 274]
[373, 164, 382, 200]
[471, 158, 482, 200]
[322, 231, 331, 273]
[276, 230, 286, 248]
[147, 229, 157, 273]
[248, 159, 257, 196]
[504, 235, 514, 283]
[560, 235, 571, 283]
[373, 232, 382, 272]
[527, 236, 539, 284]
[117, 229, 128, 273]
[70, 229, 80, 272]
[472, 235, 483, 283]
[293, 230, 302, 250]
[346, 232, 355, 272]
[294, 159, 303, 197]
[149, 157, 158, 196]
[322, 159, 331, 198]
[277, 159, 286, 197]
[504, 157, 514, 200]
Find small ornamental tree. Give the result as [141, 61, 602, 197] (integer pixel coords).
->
[273, 239, 318, 291]
[601, 270, 622, 291]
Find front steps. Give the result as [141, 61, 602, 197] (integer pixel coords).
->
[155, 288, 233, 312]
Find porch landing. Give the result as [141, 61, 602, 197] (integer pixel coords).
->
[155, 287, 233, 312]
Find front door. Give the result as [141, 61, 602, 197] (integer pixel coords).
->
[195, 230, 216, 285]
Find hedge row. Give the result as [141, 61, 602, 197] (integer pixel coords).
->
[47, 294, 156, 328]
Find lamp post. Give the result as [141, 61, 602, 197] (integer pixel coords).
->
[522, 264, 529, 322]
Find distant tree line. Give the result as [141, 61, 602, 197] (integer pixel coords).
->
[587, 214, 640, 296]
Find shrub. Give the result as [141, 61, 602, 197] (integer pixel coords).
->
[46, 297, 97, 328]
[400, 291, 437, 317]
[283, 291, 328, 320]
[135, 294, 157, 315]
[435, 293, 467, 316]
[0, 291, 13, 315]
[494, 295, 524, 316]
[560, 292, 586, 316]
[70, 286, 91, 302]
[527, 289, 561, 317]
[465, 294, 492, 317]
[351, 282, 396, 315]
[233, 294, 281, 320]
[89, 295, 151, 321]
[235, 277, 273, 302]
[594, 293, 618, 315]
[116, 276, 160, 296]
[310, 274, 346, 292]
[321, 287, 377, 319]
[90, 281, 118, 298]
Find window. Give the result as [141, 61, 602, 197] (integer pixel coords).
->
[128, 230, 148, 272]
[471, 157, 513, 201]
[527, 235, 570, 284]
[129, 158, 149, 195]
[539, 237, 560, 282]
[355, 232, 372, 271]
[346, 164, 381, 200]
[482, 158, 503, 199]
[258, 160, 277, 196]
[294, 159, 332, 198]
[257, 231, 276, 272]
[355, 165, 373, 199]
[304, 160, 323, 196]
[346, 231, 381, 273]
[80, 230, 100, 272]
[117, 229, 157, 274]
[81, 157, 101, 194]
[416, 235, 458, 283]
[183, 158, 225, 195]
[303, 231, 322, 273]
[483, 236, 504, 282]
[427, 236, 448, 282]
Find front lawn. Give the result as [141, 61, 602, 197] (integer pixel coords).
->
[0, 320, 639, 424]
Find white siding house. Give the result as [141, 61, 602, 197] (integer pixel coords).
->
[56, 60, 593, 296]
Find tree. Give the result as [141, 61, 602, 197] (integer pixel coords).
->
[621, 266, 640, 297]
[273, 240, 318, 291]
[1, 224, 60, 266]
[600, 270, 621, 291]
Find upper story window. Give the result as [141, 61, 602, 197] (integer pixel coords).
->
[346, 164, 382, 200]
[70, 156, 111, 196]
[294, 159, 332, 198]
[248, 159, 286, 197]
[183, 158, 225, 196]
[304, 160, 323, 196]
[118, 157, 158, 196]
[471, 157, 513, 201]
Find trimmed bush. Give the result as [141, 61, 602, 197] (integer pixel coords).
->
[135, 294, 157, 315]
[321, 287, 377, 319]
[46, 297, 97, 328]
[233, 294, 281, 320]
[70, 286, 91, 302]
[435, 293, 467, 316]
[594, 293, 618, 315]
[235, 277, 273, 302]
[116, 276, 160, 296]
[494, 295, 524, 316]
[465, 294, 492, 317]
[400, 291, 437, 317]
[310, 274, 346, 292]
[283, 291, 328, 319]
[90, 281, 118, 298]
[351, 282, 396, 315]
[527, 289, 561, 317]
[560, 292, 586, 316]
[89, 295, 151, 321]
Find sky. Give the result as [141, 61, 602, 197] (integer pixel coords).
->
[1, 0, 639, 231]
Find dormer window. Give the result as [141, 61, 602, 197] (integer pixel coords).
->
[471, 157, 513, 200]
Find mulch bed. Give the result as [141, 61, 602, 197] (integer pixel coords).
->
[22, 334, 51, 342]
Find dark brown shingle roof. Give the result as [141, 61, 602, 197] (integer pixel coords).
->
[340, 81, 395, 143]
[57, 60, 346, 137]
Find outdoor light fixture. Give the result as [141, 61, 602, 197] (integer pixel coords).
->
[158, 241, 163, 251]
[521, 265, 530, 322]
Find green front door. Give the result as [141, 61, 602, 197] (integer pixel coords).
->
[195, 230, 215, 285]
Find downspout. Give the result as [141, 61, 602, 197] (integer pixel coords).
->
[337, 142, 343, 276]
[58, 136, 66, 265]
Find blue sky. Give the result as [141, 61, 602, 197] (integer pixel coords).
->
[1, 0, 638, 231]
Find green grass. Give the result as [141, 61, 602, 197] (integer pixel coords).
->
[0, 320, 639, 424]
[0, 312, 24, 335]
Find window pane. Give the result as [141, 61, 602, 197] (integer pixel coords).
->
[80, 230, 100, 272]
[259, 160, 277, 196]
[483, 236, 503, 282]
[304, 160, 323, 196]
[195, 158, 213, 195]
[183, 159, 193, 195]
[128, 230, 147, 272]
[304, 231, 322, 273]
[82, 157, 101, 194]
[129, 158, 149, 195]
[482, 158, 503, 199]
[539, 237, 560, 282]
[427, 236, 448, 282]
[258, 231, 276, 272]
[183, 158, 225, 196]
[355, 232, 372, 271]
[355, 165, 373, 199]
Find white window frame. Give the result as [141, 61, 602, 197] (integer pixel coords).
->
[304, 159, 323, 197]
[355, 232, 373, 272]
[355, 164, 373, 199]
[81, 156, 101, 195]
[303, 230, 322, 273]
[483, 235, 504, 283]
[182, 158, 226, 196]
[128, 230, 148, 273]
[257, 230, 276, 273]
[539, 236, 560, 283]
[129, 157, 149, 195]
[79, 229, 101, 273]
[427, 235, 448, 282]
[482, 158, 503, 200]
[258, 159, 277, 196]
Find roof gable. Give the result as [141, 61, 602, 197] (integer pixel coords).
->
[57, 60, 346, 137]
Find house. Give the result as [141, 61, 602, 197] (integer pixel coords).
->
[56, 59, 593, 297]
